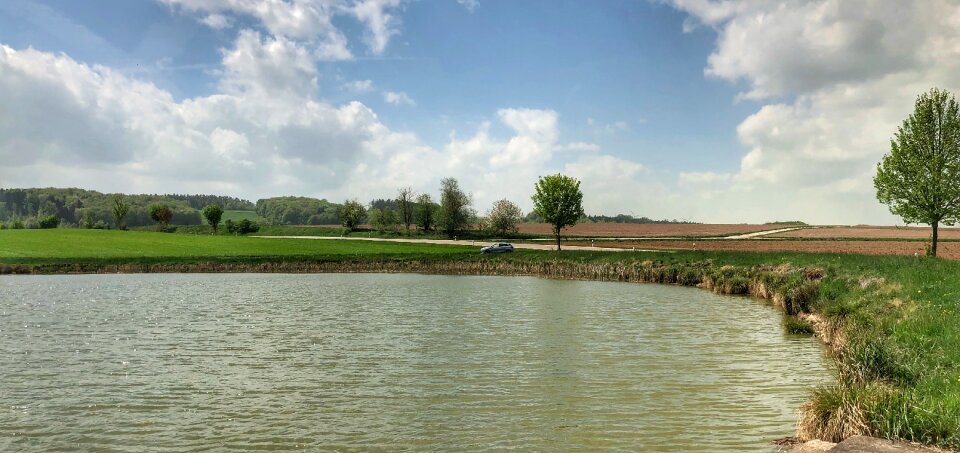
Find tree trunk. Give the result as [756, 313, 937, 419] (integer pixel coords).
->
[932, 221, 939, 257]
[555, 227, 562, 252]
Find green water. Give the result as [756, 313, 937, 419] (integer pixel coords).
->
[1, 273, 829, 451]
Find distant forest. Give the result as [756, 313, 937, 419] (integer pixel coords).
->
[0, 187, 700, 228]
[0, 188, 249, 227]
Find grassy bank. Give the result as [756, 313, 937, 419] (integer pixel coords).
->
[1, 229, 959, 448]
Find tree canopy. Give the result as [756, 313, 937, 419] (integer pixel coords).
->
[532, 174, 584, 251]
[339, 199, 366, 231]
[875, 87, 960, 256]
[438, 177, 472, 238]
[203, 204, 225, 233]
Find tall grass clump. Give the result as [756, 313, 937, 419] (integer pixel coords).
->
[783, 316, 815, 335]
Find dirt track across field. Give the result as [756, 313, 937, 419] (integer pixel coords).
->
[517, 223, 806, 237]
[772, 225, 960, 240]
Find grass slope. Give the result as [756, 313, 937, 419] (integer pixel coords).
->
[221, 210, 261, 222]
[1, 229, 959, 447]
[0, 229, 476, 264]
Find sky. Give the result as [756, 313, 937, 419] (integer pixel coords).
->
[0, 0, 957, 224]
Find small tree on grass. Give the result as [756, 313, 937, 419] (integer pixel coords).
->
[396, 187, 415, 232]
[415, 193, 436, 232]
[487, 199, 523, 235]
[112, 196, 129, 230]
[149, 204, 173, 230]
[203, 204, 224, 233]
[339, 199, 366, 231]
[532, 174, 584, 252]
[875, 87, 960, 257]
[438, 177, 472, 238]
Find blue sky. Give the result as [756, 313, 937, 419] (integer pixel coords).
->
[0, 0, 952, 224]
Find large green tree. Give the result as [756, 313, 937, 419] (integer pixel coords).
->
[438, 177, 472, 238]
[202, 204, 224, 233]
[396, 187, 415, 232]
[532, 174, 584, 251]
[487, 199, 523, 235]
[339, 199, 366, 231]
[414, 193, 436, 232]
[111, 195, 129, 230]
[149, 204, 173, 229]
[875, 88, 960, 257]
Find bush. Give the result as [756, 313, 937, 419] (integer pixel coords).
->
[93, 220, 107, 230]
[225, 219, 260, 234]
[9, 219, 24, 229]
[0, 223, 6, 230]
[38, 215, 60, 229]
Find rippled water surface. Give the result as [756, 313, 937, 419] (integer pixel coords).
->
[1, 273, 829, 452]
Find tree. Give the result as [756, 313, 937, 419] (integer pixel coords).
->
[111, 196, 129, 230]
[370, 207, 399, 232]
[396, 187, 415, 232]
[202, 204, 225, 233]
[532, 174, 584, 252]
[487, 199, 523, 235]
[38, 214, 59, 229]
[438, 177, 472, 238]
[875, 88, 960, 257]
[339, 199, 366, 231]
[415, 193, 436, 232]
[149, 204, 173, 229]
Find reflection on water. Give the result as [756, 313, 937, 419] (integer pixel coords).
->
[0, 273, 829, 451]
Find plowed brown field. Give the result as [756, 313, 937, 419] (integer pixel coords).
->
[517, 223, 801, 237]
[565, 239, 960, 260]
[772, 225, 960, 240]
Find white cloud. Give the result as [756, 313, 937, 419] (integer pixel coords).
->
[588, 118, 629, 134]
[0, 40, 658, 217]
[218, 30, 319, 98]
[665, 0, 960, 224]
[457, 0, 479, 13]
[555, 142, 601, 153]
[201, 13, 231, 29]
[383, 90, 415, 106]
[350, 0, 402, 55]
[343, 79, 375, 93]
[160, 0, 407, 58]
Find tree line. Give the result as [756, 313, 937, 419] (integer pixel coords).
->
[0, 188, 202, 228]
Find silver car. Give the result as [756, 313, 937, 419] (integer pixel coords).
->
[480, 242, 514, 254]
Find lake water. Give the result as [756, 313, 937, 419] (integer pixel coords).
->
[1, 273, 829, 452]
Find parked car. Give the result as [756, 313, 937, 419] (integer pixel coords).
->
[480, 242, 514, 254]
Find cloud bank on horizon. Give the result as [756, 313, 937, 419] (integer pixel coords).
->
[1, 0, 959, 224]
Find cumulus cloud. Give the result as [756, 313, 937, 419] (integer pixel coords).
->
[0, 39, 654, 215]
[218, 30, 319, 97]
[343, 79, 375, 93]
[667, 0, 960, 224]
[201, 13, 231, 29]
[160, 0, 406, 58]
[457, 0, 479, 13]
[350, 0, 402, 55]
[383, 90, 415, 106]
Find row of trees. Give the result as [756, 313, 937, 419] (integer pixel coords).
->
[335, 174, 584, 250]
[0, 188, 203, 228]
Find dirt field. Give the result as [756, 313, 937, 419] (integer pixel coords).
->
[772, 225, 960, 240]
[518, 223, 802, 237]
[565, 239, 960, 260]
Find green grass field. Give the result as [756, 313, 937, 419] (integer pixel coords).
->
[1, 229, 959, 447]
[0, 229, 477, 264]
[220, 210, 261, 222]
